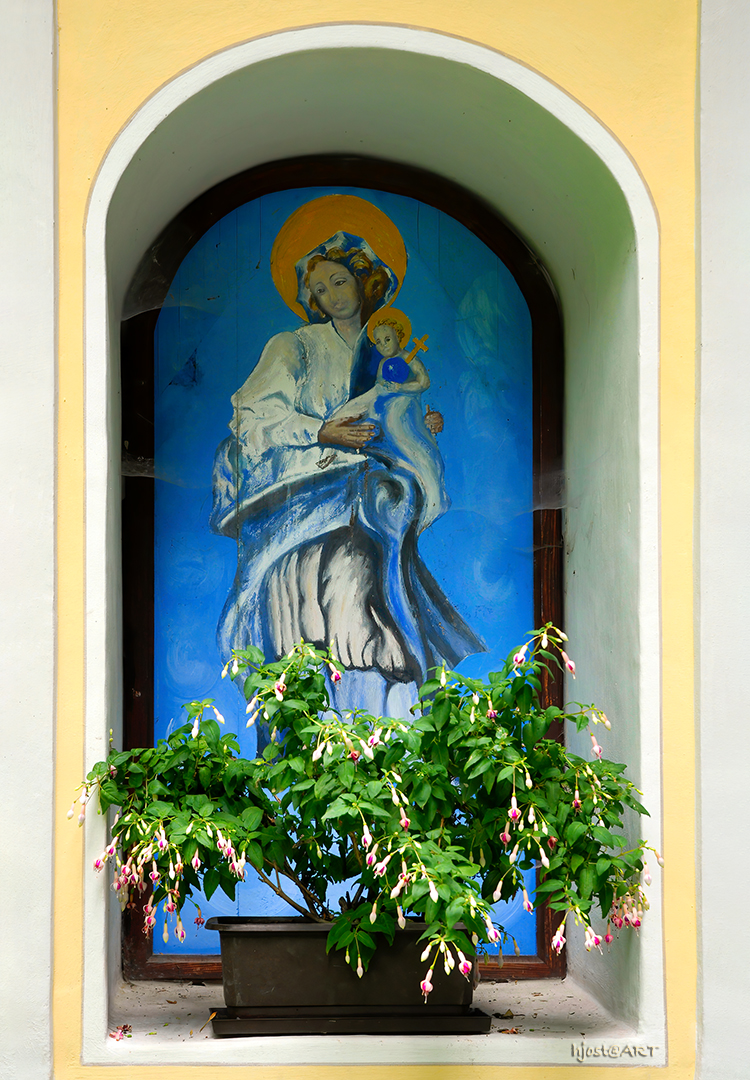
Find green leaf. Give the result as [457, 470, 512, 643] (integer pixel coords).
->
[566, 820, 587, 844]
[431, 698, 451, 730]
[418, 679, 441, 699]
[591, 826, 615, 845]
[203, 867, 220, 901]
[578, 864, 595, 900]
[240, 806, 263, 830]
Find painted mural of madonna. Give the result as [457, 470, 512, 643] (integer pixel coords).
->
[210, 195, 484, 736]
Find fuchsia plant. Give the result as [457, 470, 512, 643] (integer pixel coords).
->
[72, 626, 657, 998]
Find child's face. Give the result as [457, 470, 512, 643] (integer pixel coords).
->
[373, 324, 401, 358]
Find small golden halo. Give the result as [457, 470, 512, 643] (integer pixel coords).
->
[270, 194, 407, 321]
[367, 307, 412, 346]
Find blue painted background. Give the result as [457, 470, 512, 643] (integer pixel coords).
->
[152, 187, 535, 954]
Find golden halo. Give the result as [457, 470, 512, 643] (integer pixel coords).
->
[367, 307, 412, 346]
[270, 194, 407, 321]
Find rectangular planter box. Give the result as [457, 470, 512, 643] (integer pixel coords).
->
[205, 916, 491, 1035]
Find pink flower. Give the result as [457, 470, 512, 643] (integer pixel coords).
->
[547, 835, 557, 848]
[328, 662, 342, 683]
[590, 732, 603, 759]
[487, 707, 498, 719]
[349, 749, 360, 763]
[572, 790, 582, 811]
[191, 853, 201, 871]
[94, 855, 106, 871]
[399, 812, 410, 830]
[149, 861, 160, 884]
[373, 854, 391, 877]
[457, 951, 473, 978]
[561, 651, 576, 678]
[274, 680, 286, 701]
[420, 973, 434, 999]
[195, 914, 205, 927]
[362, 824, 373, 849]
[175, 919, 186, 942]
[366, 843, 379, 867]
[522, 888, 534, 914]
[552, 922, 566, 954]
[509, 795, 520, 821]
[584, 927, 602, 952]
[486, 922, 501, 944]
[605, 931, 614, 945]
[513, 644, 528, 666]
[500, 830, 511, 846]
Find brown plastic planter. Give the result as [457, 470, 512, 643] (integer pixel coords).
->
[205, 916, 491, 1036]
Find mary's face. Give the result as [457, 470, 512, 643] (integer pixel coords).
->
[308, 260, 361, 321]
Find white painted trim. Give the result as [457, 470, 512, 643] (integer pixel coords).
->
[697, 2, 750, 1077]
[82, 23, 663, 1065]
[0, 1, 56, 1077]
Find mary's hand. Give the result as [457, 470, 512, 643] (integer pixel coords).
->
[424, 405, 444, 435]
[319, 414, 378, 449]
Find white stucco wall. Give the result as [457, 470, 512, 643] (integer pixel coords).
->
[698, 3, 750, 1078]
[0, 2, 56, 1078]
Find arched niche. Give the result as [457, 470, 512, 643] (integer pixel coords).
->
[83, 26, 664, 1065]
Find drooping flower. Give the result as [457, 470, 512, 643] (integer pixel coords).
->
[273, 681, 286, 702]
[551, 921, 566, 954]
[175, 918, 186, 942]
[349, 749, 360, 764]
[485, 918, 501, 944]
[561, 651, 576, 677]
[513, 644, 528, 667]
[362, 824, 373, 849]
[428, 880, 439, 903]
[328, 661, 342, 683]
[522, 888, 534, 914]
[245, 694, 259, 714]
[457, 950, 473, 978]
[584, 926, 602, 952]
[572, 790, 582, 811]
[373, 854, 391, 877]
[399, 812, 410, 830]
[420, 972, 434, 999]
[439, 668, 447, 687]
[590, 732, 603, 760]
[500, 830, 511, 846]
[369, 901, 378, 925]
[509, 795, 520, 822]
[397, 905, 406, 930]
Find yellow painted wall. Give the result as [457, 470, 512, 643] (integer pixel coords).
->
[55, 1, 697, 1076]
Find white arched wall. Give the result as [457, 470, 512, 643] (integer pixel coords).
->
[83, 25, 664, 1066]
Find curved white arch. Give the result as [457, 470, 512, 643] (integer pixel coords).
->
[83, 25, 663, 1066]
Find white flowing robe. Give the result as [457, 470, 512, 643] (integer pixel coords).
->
[210, 319, 484, 711]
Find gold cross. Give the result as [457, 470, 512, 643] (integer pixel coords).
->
[405, 334, 429, 364]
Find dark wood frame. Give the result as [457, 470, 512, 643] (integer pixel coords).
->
[120, 155, 564, 982]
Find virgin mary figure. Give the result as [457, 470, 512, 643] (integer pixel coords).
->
[210, 195, 484, 738]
